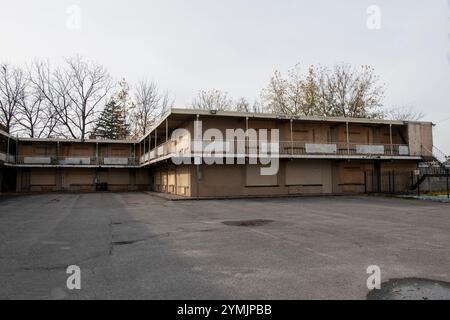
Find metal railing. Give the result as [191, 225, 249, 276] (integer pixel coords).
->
[11, 141, 413, 167]
[15, 155, 138, 166]
[140, 140, 176, 164]
[276, 141, 409, 157]
[139, 140, 411, 163]
[0, 152, 15, 163]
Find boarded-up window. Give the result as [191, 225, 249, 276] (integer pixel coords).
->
[293, 129, 312, 141]
[30, 169, 56, 185]
[176, 166, 189, 187]
[340, 166, 364, 184]
[246, 165, 278, 186]
[136, 169, 149, 184]
[72, 147, 91, 156]
[110, 147, 129, 156]
[34, 146, 47, 156]
[109, 170, 130, 184]
[68, 170, 93, 185]
[176, 166, 190, 196]
[285, 161, 323, 186]
[154, 170, 161, 184]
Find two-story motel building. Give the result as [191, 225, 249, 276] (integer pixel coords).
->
[0, 108, 434, 198]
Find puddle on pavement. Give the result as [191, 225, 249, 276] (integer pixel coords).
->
[222, 219, 274, 227]
[367, 278, 450, 300]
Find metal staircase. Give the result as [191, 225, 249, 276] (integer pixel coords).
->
[411, 146, 449, 191]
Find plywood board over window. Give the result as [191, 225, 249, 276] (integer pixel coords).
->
[67, 169, 94, 185]
[109, 170, 130, 185]
[246, 165, 278, 187]
[176, 166, 190, 196]
[110, 146, 129, 156]
[286, 161, 322, 186]
[30, 169, 56, 185]
[72, 146, 90, 156]
[285, 160, 332, 193]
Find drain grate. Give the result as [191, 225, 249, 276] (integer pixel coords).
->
[367, 278, 450, 300]
[222, 219, 274, 227]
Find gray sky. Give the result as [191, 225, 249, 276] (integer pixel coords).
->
[1, 0, 450, 153]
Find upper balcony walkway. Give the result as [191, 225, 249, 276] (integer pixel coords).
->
[2, 139, 421, 169]
[137, 140, 421, 167]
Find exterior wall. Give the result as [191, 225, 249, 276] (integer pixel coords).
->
[285, 160, 333, 194]
[333, 161, 374, 193]
[153, 164, 191, 197]
[189, 160, 341, 198]
[182, 117, 411, 149]
[408, 122, 433, 156]
[135, 168, 150, 189]
[15, 167, 150, 192]
[176, 159, 419, 198]
[18, 141, 135, 165]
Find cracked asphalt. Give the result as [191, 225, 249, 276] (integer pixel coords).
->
[0, 193, 449, 299]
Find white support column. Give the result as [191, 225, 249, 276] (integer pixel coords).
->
[346, 122, 350, 155]
[96, 142, 99, 165]
[6, 136, 10, 162]
[389, 124, 393, 155]
[166, 118, 168, 141]
[130, 144, 133, 164]
[290, 119, 294, 156]
[194, 114, 202, 165]
[245, 117, 249, 158]
[15, 137, 18, 164]
[143, 138, 146, 161]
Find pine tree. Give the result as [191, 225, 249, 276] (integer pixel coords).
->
[95, 98, 130, 140]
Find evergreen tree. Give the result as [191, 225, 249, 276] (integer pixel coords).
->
[94, 98, 130, 140]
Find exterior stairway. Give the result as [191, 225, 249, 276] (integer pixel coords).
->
[411, 146, 449, 190]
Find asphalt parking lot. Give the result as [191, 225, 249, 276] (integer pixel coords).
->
[0, 193, 449, 299]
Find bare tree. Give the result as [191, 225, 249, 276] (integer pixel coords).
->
[16, 81, 59, 138]
[192, 89, 232, 111]
[262, 65, 307, 115]
[327, 64, 384, 118]
[131, 79, 173, 137]
[30, 59, 77, 138]
[0, 63, 27, 133]
[30, 56, 113, 140]
[234, 97, 251, 112]
[159, 90, 173, 117]
[262, 63, 385, 118]
[16, 88, 43, 138]
[385, 106, 424, 121]
[64, 56, 113, 141]
[232, 97, 262, 113]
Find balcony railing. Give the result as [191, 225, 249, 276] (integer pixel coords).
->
[140, 140, 176, 164]
[138, 140, 411, 164]
[10, 141, 412, 167]
[15, 155, 138, 166]
[0, 152, 15, 163]
[279, 142, 410, 157]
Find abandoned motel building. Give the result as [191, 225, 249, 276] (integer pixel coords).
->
[0, 108, 444, 198]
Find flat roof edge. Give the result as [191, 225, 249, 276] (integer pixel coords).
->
[168, 108, 432, 126]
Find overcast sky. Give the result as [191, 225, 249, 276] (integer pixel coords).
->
[1, 0, 450, 153]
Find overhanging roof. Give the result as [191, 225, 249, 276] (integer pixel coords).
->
[1, 107, 434, 144]
[138, 107, 433, 142]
